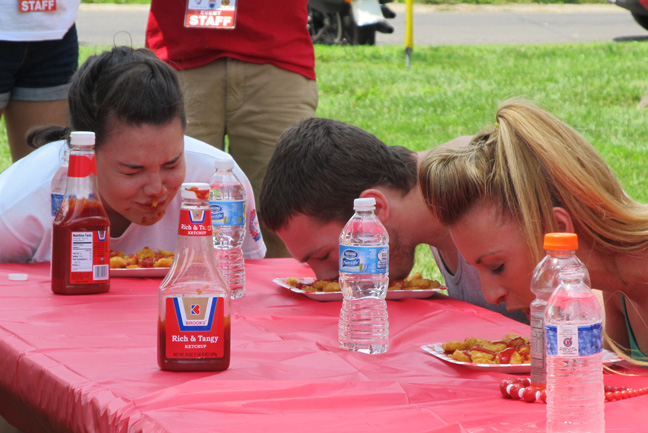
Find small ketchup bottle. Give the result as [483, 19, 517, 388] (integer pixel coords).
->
[51, 131, 110, 295]
[158, 182, 231, 372]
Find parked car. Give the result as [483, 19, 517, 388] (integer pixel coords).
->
[607, 0, 648, 30]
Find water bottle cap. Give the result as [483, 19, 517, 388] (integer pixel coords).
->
[543, 232, 578, 250]
[70, 131, 96, 146]
[353, 197, 376, 210]
[181, 182, 210, 199]
[214, 158, 234, 171]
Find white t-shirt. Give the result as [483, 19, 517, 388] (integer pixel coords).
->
[0, 0, 80, 41]
[431, 246, 529, 323]
[0, 136, 266, 263]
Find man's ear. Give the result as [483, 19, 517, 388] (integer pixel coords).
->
[553, 207, 575, 233]
[358, 189, 390, 223]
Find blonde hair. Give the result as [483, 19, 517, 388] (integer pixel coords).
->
[420, 98, 648, 265]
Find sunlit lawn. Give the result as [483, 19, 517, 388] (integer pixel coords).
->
[2, 42, 648, 283]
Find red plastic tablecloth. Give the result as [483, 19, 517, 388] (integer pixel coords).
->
[0, 259, 646, 433]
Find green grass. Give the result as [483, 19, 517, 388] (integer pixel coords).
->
[3, 43, 648, 284]
[312, 43, 648, 281]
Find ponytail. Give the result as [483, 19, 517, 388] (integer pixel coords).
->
[27, 126, 70, 149]
[421, 97, 648, 267]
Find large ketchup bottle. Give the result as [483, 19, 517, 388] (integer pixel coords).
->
[51, 131, 110, 295]
[158, 183, 231, 372]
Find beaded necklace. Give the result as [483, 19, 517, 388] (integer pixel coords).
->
[500, 377, 648, 403]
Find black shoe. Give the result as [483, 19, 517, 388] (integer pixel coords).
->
[381, 4, 396, 19]
[376, 20, 394, 34]
[379, 0, 393, 4]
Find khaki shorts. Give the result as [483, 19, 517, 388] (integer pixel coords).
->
[178, 59, 318, 257]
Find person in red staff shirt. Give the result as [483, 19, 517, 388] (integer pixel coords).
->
[146, 0, 318, 259]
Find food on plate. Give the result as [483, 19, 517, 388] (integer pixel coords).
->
[284, 278, 341, 293]
[442, 334, 530, 365]
[110, 247, 174, 269]
[285, 272, 441, 293]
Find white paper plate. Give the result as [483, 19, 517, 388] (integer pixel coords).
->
[274, 277, 442, 302]
[110, 267, 170, 278]
[421, 343, 623, 373]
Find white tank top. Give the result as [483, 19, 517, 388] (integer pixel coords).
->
[0, 0, 81, 41]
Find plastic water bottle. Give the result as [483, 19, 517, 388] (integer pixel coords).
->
[209, 158, 246, 299]
[50, 145, 69, 217]
[545, 267, 604, 433]
[530, 233, 590, 389]
[338, 197, 389, 354]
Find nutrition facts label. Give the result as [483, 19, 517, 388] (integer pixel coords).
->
[71, 232, 93, 272]
[68, 230, 110, 284]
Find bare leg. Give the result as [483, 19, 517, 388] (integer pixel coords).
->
[640, 89, 648, 108]
[3, 99, 68, 162]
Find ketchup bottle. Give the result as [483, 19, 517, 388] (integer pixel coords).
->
[158, 182, 231, 372]
[51, 131, 110, 295]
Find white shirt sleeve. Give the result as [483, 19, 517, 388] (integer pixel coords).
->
[0, 142, 61, 263]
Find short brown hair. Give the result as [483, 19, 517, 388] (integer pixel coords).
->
[260, 118, 417, 231]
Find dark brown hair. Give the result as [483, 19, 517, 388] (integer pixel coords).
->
[259, 117, 417, 231]
[28, 46, 185, 148]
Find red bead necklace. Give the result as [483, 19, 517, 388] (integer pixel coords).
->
[500, 377, 648, 403]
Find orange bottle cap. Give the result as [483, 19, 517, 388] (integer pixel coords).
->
[543, 232, 578, 250]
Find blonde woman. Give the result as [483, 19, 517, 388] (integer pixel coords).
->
[419, 98, 648, 364]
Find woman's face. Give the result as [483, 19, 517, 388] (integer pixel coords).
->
[449, 201, 536, 317]
[95, 118, 186, 235]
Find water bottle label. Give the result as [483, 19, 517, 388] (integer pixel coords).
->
[546, 322, 602, 357]
[51, 193, 63, 216]
[339, 245, 389, 274]
[209, 200, 245, 227]
[530, 316, 545, 359]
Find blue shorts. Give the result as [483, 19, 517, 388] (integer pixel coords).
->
[0, 24, 78, 109]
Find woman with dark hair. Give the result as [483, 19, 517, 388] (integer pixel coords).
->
[0, 46, 266, 262]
